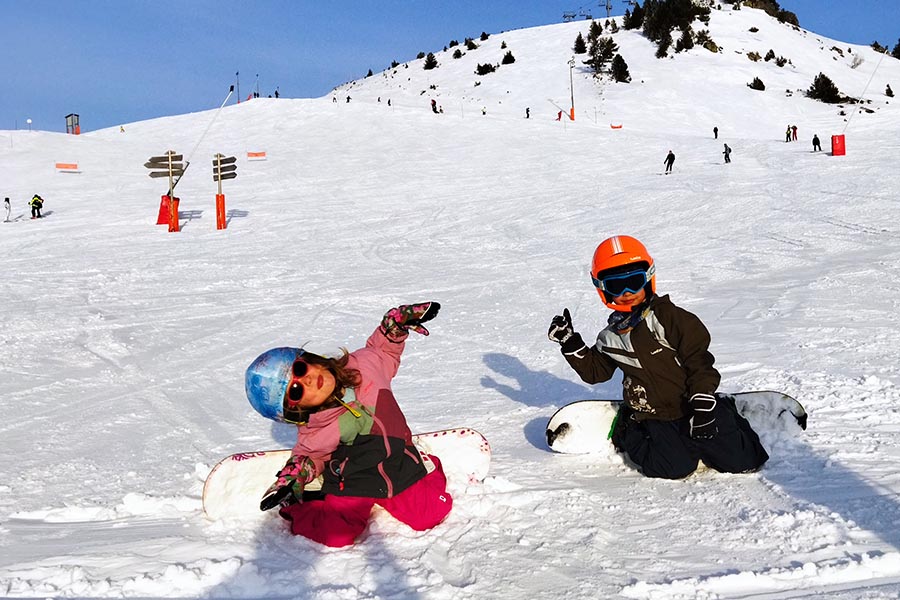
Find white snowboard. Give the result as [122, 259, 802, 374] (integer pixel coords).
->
[546, 391, 807, 455]
[203, 428, 491, 520]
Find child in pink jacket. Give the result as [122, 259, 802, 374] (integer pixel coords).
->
[245, 302, 451, 547]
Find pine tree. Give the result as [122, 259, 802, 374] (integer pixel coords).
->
[893, 38, 900, 59]
[887, 84, 894, 98]
[574, 32, 587, 54]
[655, 30, 673, 58]
[626, 3, 645, 29]
[747, 77, 766, 91]
[676, 27, 694, 51]
[501, 51, 516, 65]
[584, 36, 619, 76]
[423, 53, 438, 70]
[611, 54, 632, 82]
[807, 72, 842, 103]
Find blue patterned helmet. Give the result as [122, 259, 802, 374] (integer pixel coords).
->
[245, 347, 304, 422]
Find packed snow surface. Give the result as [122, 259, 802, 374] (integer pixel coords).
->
[2, 6, 900, 598]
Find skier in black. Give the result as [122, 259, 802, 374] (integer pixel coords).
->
[723, 144, 732, 163]
[713, 126, 718, 139]
[29, 194, 43, 219]
[4, 197, 10, 222]
[548, 235, 769, 479]
[812, 134, 822, 152]
[663, 150, 675, 174]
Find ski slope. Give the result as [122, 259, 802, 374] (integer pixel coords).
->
[2, 5, 900, 598]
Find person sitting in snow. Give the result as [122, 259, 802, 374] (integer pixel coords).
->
[244, 302, 452, 547]
[548, 236, 769, 479]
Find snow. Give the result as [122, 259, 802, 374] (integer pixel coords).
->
[3, 4, 900, 598]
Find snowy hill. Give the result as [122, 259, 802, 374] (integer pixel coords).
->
[337, 6, 898, 136]
[3, 3, 900, 598]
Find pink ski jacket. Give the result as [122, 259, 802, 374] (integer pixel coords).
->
[291, 327, 426, 498]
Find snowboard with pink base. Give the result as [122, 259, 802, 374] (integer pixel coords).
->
[203, 428, 491, 520]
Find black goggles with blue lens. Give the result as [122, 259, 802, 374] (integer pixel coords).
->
[592, 267, 652, 297]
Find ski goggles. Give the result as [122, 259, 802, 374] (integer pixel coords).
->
[285, 359, 310, 405]
[591, 267, 652, 297]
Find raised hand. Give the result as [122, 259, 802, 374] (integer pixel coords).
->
[380, 302, 441, 342]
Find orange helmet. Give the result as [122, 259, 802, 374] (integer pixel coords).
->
[591, 235, 656, 311]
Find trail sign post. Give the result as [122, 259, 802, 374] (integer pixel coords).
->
[212, 154, 237, 230]
[145, 150, 184, 232]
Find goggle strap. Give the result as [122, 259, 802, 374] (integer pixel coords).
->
[338, 398, 363, 418]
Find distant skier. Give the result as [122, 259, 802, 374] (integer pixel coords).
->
[663, 150, 675, 174]
[812, 134, 822, 152]
[29, 194, 43, 219]
[4, 197, 10, 222]
[723, 143, 732, 164]
[713, 126, 718, 139]
[791, 125, 798, 141]
[245, 302, 452, 547]
[526, 107, 530, 119]
[431, 99, 438, 114]
[785, 125, 792, 142]
[548, 235, 769, 479]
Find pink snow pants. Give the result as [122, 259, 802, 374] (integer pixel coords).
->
[280, 455, 453, 548]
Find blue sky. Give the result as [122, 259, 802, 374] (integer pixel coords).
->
[2, 0, 898, 132]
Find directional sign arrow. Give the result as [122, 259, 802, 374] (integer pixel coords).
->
[147, 154, 183, 163]
[212, 155, 237, 165]
[150, 170, 185, 178]
[213, 172, 238, 181]
[145, 162, 184, 170]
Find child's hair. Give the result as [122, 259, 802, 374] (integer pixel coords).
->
[304, 349, 362, 390]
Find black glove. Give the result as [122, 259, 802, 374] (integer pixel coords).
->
[688, 393, 718, 440]
[380, 302, 441, 342]
[548, 309, 588, 356]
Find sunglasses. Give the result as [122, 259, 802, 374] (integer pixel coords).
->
[591, 268, 650, 297]
[285, 359, 309, 406]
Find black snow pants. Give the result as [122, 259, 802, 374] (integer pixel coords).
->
[612, 394, 769, 479]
